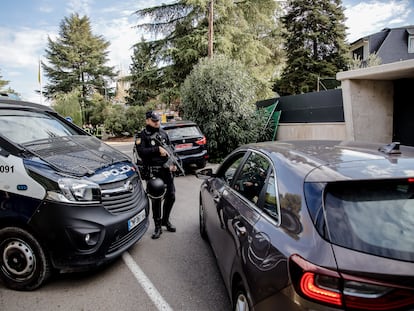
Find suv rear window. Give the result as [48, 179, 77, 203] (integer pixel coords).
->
[164, 126, 201, 140]
[324, 179, 414, 262]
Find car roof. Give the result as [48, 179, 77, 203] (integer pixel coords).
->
[241, 140, 414, 182]
[161, 120, 198, 129]
[0, 98, 55, 113]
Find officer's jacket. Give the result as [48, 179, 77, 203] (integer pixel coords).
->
[136, 126, 171, 167]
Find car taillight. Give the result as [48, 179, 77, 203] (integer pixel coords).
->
[290, 254, 414, 310]
[300, 272, 342, 306]
[196, 136, 206, 145]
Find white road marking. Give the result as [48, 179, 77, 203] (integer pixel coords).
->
[122, 252, 173, 311]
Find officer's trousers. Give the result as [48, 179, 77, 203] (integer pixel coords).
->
[150, 167, 175, 225]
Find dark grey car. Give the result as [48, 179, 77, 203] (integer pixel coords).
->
[197, 140, 414, 311]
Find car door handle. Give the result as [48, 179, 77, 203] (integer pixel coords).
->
[212, 189, 220, 203]
[213, 189, 228, 203]
[234, 221, 246, 237]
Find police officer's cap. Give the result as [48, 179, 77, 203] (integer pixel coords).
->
[146, 111, 160, 122]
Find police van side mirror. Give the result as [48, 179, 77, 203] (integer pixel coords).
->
[0, 146, 10, 157]
[0, 136, 18, 157]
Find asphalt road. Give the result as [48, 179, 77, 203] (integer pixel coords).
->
[0, 141, 230, 311]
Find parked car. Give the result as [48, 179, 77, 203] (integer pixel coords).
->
[133, 120, 208, 174]
[0, 98, 149, 290]
[197, 140, 414, 311]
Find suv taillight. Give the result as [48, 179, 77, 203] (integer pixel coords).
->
[196, 136, 206, 145]
[290, 254, 414, 310]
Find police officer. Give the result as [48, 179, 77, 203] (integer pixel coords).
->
[136, 111, 177, 239]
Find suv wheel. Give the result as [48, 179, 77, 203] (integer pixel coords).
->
[197, 159, 207, 169]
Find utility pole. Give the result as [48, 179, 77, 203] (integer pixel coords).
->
[208, 0, 214, 58]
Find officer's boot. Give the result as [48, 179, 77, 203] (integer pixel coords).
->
[152, 219, 163, 239]
[161, 199, 176, 232]
[151, 198, 163, 239]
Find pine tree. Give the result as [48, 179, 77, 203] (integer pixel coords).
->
[275, 0, 350, 95]
[132, 1, 209, 106]
[125, 39, 161, 106]
[43, 13, 116, 122]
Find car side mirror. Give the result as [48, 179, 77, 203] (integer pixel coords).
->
[196, 168, 214, 179]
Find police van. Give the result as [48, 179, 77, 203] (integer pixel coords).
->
[0, 98, 149, 290]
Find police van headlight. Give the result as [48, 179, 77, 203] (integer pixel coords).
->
[47, 178, 101, 204]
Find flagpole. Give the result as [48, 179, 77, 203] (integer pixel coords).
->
[38, 56, 43, 105]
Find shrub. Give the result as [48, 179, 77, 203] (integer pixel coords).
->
[181, 55, 264, 161]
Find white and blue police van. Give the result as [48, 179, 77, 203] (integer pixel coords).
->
[0, 98, 149, 290]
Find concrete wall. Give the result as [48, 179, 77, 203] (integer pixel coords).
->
[337, 59, 414, 144]
[341, 79, 394, 143]
[276, 122, 347, 141]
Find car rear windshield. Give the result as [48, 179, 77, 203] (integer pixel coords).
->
[324, 179, 414, 262]
[165, 126, 201, 140]
[0, 109, 78, 144]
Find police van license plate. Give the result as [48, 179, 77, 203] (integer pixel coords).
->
[128, 209, 146, 231]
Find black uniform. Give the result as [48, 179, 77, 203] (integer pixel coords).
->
[136, 124, 176, 237]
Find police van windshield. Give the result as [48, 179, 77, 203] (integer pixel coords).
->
[0, 110, 79, 144]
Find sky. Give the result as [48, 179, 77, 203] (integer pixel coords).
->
[0, 0, 413, 105]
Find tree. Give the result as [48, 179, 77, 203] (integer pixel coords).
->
[133, 0, 283, 105]
[52, 90, 83, 126]
[134, 2, 206, 87]
[0, 70, 8, 91]
[212, 0, 285, 98]
[88, 93, 111, 127]
[349, 52, 382, 69]
[274, 0, 350, 95]
[125, 105, 152, 135]
[181, 55, 265, 161]
[0, 70, 18, 96]
[104, 105, 128, 136]
[43, 13, 116, 122]
[125, 38, 161, 106]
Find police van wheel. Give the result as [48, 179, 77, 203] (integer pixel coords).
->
[0, 227, 51, 291]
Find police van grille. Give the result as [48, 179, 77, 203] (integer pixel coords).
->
[107, 220, 146, 254]
[101, 178, 141, 215]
